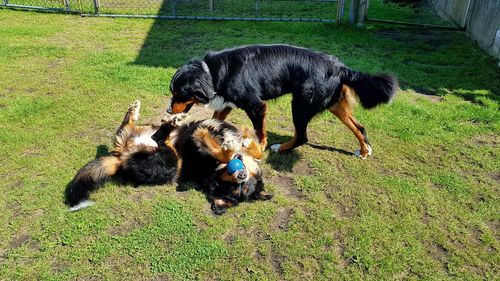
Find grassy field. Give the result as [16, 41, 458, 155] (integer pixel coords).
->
[0, 7, 499, 280]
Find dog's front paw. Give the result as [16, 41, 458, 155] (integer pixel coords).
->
[354, 145, 372, 159]
[221, 139, 237, 151]
[128, 100, 141, 121]
[162, 113, 188, 127]
[270, 144, 281, 152]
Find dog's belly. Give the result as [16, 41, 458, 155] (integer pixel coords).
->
[133, 135, 158, 148]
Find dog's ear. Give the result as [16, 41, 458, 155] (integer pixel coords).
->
[201, 61, 210, 74]
[184, 59, 215, 103]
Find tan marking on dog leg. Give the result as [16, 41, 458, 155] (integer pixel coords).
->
[193, 128, 233, 163]
[330, 86, 370, 158]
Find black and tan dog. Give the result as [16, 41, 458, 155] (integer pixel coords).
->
[167, 44, 398, 159]
[66, 100, 271, 214]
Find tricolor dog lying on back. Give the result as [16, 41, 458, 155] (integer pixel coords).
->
[66, 100, 272, 214]
[168, 44, 398, 158]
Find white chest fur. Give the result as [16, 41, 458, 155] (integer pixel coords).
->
[133, 135, 158, 148]
[206, 96, 237, 112]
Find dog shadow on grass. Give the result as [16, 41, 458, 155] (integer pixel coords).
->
[265, 131, 354, 172]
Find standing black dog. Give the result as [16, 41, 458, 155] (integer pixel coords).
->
[167, 44, 397, 159]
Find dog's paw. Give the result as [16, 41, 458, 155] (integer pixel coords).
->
[221, 139, 237, 151]
[162, 113, 188, 127]
[128, 100, 141, 121]
[354, 145, 372, 159]
[256, 191, 273, 201]
[69, 200, 94, 212]
[242, 138, 251, 148]
[211, 200, 227, 215]
[171, 113, 188, 127]
[270, 144, 281, 152]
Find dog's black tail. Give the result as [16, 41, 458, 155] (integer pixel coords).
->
[65, 156, 121, 211]
[340, 67, 398, 109]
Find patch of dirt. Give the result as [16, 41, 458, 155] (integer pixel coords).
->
[488, 173, 500, 183]
[413, 90, 443, 103]
[270, 252, 285, 277]
[472, 134, 500, 147]
[268, 174, 304, 200]
[428, 242, 449, 271]
[335, 198, 357, 219]
[291, 160, 314, 175]
[108, 218, 142, 236]
[130, 190, 156, 203]
[223, 233, 236, 246]
[7, 201, 22, 218]
[253, 250, 265, 262]
[271, 208, 294, 231]
[47, 59, 62, 69]
[9, 232, 31, 249]
[152, 273, 174, 281]
[51, 260, 70, 274]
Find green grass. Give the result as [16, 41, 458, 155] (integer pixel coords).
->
[0, 8, 499, 280]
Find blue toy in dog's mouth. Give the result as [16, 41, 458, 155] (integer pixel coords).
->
[227, 158, 244, 175]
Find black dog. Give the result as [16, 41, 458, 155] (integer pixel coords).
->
[167, 44, 397, 159]
[66, 101, 271, 214]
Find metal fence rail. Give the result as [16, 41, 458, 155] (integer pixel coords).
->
[1, 0, 343, 22]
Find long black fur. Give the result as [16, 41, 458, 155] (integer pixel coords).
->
[65, 126, 179, 208]
[65, 157, 116, 207]
[169, 44, 397, 149]
[66, 119, 270, 213]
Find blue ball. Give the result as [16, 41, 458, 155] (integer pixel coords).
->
[227, 158, 244, 175]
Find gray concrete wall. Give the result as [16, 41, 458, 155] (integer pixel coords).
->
[430, 0, 469, 27]
[466, 0, 500, 58]
[431, 0, 500, 58]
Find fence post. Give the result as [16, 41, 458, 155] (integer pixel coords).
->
[208, 0, 213, 12]
[4, 0, 8, 5]
[349, 0, 359, 24]
[349, 0, 368, 26]
[171, 0, 176, 16]
[255, 0, 259, 17]
[93, 0, 99, 14]
[357, 0, 369, 25]
[63, 0, 70, 11]
[337, 0, 345, 22]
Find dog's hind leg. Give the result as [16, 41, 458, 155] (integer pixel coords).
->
[329, 86, 371, 159]
[193, 127, 234, 163]
[117, 100, 141, 133]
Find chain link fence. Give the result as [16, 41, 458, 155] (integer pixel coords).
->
[1, 0, 343, 22]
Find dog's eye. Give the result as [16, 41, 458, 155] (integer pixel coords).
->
[234, 154, 243, 160]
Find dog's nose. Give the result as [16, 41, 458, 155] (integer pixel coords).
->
[237, 171, 247, 180]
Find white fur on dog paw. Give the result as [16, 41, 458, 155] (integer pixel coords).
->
[69, 200, 95, 212]
[270, 144, 281, 152]
[162, 113, 188, 127]
[354, 145, 372, 159]
[129, 100, 141, 121]
[242, 138, 251, 148]
[222, 139, 236, 151]
[172, 113, 188, 127]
